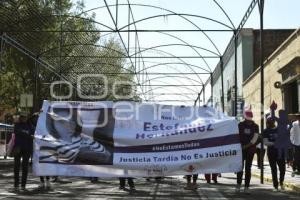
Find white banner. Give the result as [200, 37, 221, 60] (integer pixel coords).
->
[33, 100, 242, 177]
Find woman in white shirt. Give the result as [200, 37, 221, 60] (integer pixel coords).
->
[290, 114, 300, 176]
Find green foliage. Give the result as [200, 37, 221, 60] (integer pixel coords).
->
[0, 0, 138, 113]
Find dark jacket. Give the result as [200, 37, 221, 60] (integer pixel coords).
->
[14, 122, 34, 152]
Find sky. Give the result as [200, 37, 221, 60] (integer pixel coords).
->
[74, 0, 300, 105]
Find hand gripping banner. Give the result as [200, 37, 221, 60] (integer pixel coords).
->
[33, 101, 242, 177]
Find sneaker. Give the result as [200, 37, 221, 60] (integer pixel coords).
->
[244, 187, 250, 194]
[235, 185, 241, 193]
[20, 186, 27, 192]
[119, 186, 125, 190]
[184, 183, 194, 190]
[280, 184, 285, 191]
[130, 187, 136, 191]
[291, 172, 295, 177]
[12, 187, 19, 193]
[51, 177, 58, 182]
[45, 180, 51, 189]
[272, 188, 279, 192]
[192, 183, 198, 189]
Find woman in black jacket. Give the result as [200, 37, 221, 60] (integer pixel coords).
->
[13, 113, 34, 191]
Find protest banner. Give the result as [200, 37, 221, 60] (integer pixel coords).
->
[33, 100, 241, 177]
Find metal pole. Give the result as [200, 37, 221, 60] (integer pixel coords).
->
[116, 0, 119, 29]
[220, 57, 225, 112]
[0, 33, 3, 71]
[210, 73, 213, 107]
[33, 59, 38, 113]
[203, 85, 206, 105]
[259, 0, 265, 184]
[59, 0, 63, 100]
[234, 30, 238, 117]
[127, 4, 130, 53]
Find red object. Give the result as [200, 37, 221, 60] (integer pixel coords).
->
[270, 101, 277, 110]
[244, 110, 253, 119]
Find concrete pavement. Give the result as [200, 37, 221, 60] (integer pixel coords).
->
[1, 157, 300, 199]
[252, 162, 300, 192]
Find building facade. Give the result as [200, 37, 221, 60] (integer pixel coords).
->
[243, 28, 300, 126]
[212, 28, 294, 119]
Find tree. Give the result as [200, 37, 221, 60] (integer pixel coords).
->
[0, 0, 138, 114]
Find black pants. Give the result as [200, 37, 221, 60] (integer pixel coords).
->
[40, 176, 50, 183]
[186, 174, 198, 183]
[237, 149, 255, 187]
[204, 174, 217, 183]
[14, 151, 31, 188]
[292, 145, 300, 172]
[268, 148, 285, 189]
[256, 148, 266, 168]
[119, 178, 134, 188]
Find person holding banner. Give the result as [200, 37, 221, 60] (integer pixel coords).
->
[13, 113, 34, 191]
[236, 108, 259, 194]
[263, 116, 286, 191]
[204, 173, 218, 184]
[119, 177, 135, 191]
[38, 107, 112, 165]
[185, 174, 198, 190]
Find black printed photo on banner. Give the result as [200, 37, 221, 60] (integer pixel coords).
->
[38, 105, 115, 165]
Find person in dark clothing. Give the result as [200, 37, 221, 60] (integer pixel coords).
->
[256, 142, 265, 169]
[39, 176, 50, 188]
[205, 173, 218, 184]
[185, 174, 198, 190]
[264, 117, 286, 191]
[119, 177, 135, 191]
[13, 113, 34, 191]
[236, 108, 259, 194]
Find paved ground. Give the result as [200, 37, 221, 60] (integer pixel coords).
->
[1, 157, 300, 200]
[252, 162, 300, 192]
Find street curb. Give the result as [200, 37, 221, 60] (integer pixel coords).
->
[252, 173, 300, 193]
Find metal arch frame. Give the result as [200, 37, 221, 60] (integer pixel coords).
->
[5, 14, 115, 33]
[130, 43, 220, 59]
[140, 84, 201, 97]
[133, 48, 211, 81]
[38, 43, 127, 57]
[103, 2, 227, 72]
[146, 92, 196, 102]
[118, 13, 233, 31]
[52, 2, 228, 70]
[72, 2, 234, 54]
[93, 1, 231, 104]
[136, 62, 210, 83]
[1, 0, 263, 112]
[139, 75, 204, 86]
[2, 0, 231, 105]
[0, 33, 81, 93]
[103, 0, 149, 99]
[29, 12, 217, 99]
